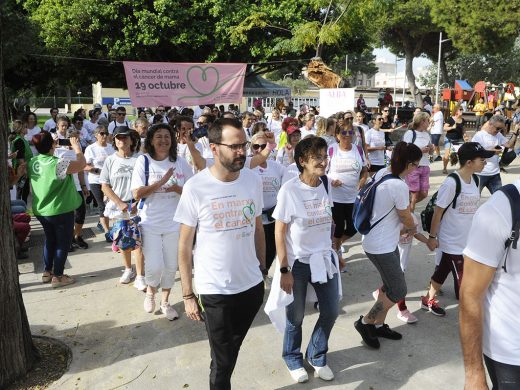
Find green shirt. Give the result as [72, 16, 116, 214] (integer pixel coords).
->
[28, 154, 81, 216]
[10, 135, 33, 168]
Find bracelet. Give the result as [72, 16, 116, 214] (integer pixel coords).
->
[183, 293, 196, 300]
[429, 235, 437, 239]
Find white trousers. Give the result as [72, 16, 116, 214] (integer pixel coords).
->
[141, 227, 179, 289]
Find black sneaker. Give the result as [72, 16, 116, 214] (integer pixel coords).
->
[68, 244, 76, 252]
[74, 236, 88, 249]
[105, 232, 113, 243]
[354, 316, 380, 349]
[374, 324, 402, 340]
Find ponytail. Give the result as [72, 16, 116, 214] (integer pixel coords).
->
[390, 141, 422, 176]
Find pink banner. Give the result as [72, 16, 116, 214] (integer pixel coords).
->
[123, 61, 246, 106]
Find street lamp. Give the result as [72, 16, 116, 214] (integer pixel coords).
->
[77, 90, 82, 105]
[435, 32, 451, 104]
[394, 56, 404, 113]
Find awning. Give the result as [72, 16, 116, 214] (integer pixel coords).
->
[455, 80, 472, 90]
[243, 74, 291, 98]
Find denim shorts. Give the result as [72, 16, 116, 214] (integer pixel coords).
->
[431, 134, 442, 146]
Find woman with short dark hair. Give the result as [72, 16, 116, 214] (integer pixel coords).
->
[28, 131, 86, 288]
[354, 141, 421, 349]
[266, 136, 340, 383]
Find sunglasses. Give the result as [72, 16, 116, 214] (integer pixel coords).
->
[252, 143, 267, 151]
[340, 130, 355, 136]
[377, 118, 384, 121]
[117, 112, 126, 116]
[156, 110, 165, 113]
[383, 110, 389, 112]
[98, 132, 108, 136]
[344, 116, 353, 120]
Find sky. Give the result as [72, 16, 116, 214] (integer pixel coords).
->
[373, 47, 432, 73]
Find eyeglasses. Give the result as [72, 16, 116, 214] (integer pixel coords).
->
[98, 132, 108, 136]
[311, 155, 329, 163]
[213, 141, 250, 152]
[252, 143, 267, 151]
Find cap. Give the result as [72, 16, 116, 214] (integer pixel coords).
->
[287, 125, 301, 135]
[113, 126, 132, 137]
[93, 103, 102, 109]
[457, 142, 495, 160]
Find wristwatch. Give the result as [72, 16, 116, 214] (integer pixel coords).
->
[280, 266, 291, 274]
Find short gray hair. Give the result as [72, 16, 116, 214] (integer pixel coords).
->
[488, 115, 506, 126]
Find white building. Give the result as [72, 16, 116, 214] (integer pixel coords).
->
[374, 58, 428, 90]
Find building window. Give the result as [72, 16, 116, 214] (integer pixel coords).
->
[366, 80, 371, 87]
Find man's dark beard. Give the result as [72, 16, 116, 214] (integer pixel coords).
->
[221, 155, 246, 172]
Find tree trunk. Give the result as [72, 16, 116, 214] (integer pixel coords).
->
[0, 16, 39, 388]
[440, 55, 450, 85]
[404, 50, 423, 107]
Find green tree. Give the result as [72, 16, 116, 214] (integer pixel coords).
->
[431, 1, 520, 54]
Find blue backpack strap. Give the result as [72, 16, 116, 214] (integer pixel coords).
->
[498, 184, 520, 272]
[138, 155, 150, 210]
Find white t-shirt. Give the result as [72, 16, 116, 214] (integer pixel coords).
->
[177, 143, 203, 171]
[471, 130, 507, 176]
[300, 126, 316, 138]
[84, 143, 115, 184]
[362, 168, 410, 254]
[54, 147, 84, 191]
[282, 163, 299, 184]
[463, 180, 520, 365]
[251, 161, 286, 212]
[327, 144, 365, 203]
[267, 118, 283, 145]
[43, 118, 56, 132]
[275, 147, 294, 167]
[25, 126, 42, 156]
[108, 120, 130, 134]
[365, 128, 386, 166]
[83, 120, 98, 135]
[100, 153, 139, 218]
[273, 176, 333, 261]
[403, 130, 431, 166]
[173, 168, 264, 295]
[431, 111, 444, 135]
[131, 154, 193, 233]
[435, 173, 480, 254]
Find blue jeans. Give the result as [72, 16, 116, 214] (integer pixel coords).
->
[11, 199, 27, 215]
[283, 259, 339, 370]
[36, 211, 75, 276]
[478, 173, 502, 194]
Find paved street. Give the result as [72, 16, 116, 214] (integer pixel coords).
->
[19, 159, 520, 390]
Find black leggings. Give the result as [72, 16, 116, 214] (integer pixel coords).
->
[431, 252, 463, 299]
[75, 191, 86, 225]
[89, 183, 106, 216]
[484, 354, 520, 390]
[332, 202, 357, 238]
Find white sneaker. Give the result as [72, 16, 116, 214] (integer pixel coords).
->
[288, 367, 308, 383]
[397, 309, 418, 324]
[120, 268, 136, 284]
[308, 361, 334, 381]
[134, 276, 147, 291]
[144, 293, 155, 313]
[160, 303, 179, 321]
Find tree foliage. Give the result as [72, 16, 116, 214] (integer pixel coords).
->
[431, 1, 520, 55]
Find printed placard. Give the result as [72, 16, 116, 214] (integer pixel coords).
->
[123, 62, 246, 106]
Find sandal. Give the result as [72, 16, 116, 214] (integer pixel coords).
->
[442, 169, 448, 174]
[42, 272, 53, 284]
[51, 274, 75, 288]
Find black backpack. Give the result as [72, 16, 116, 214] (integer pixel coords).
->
[421, 173, 479, 233]
[498, 184, 520, 272]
